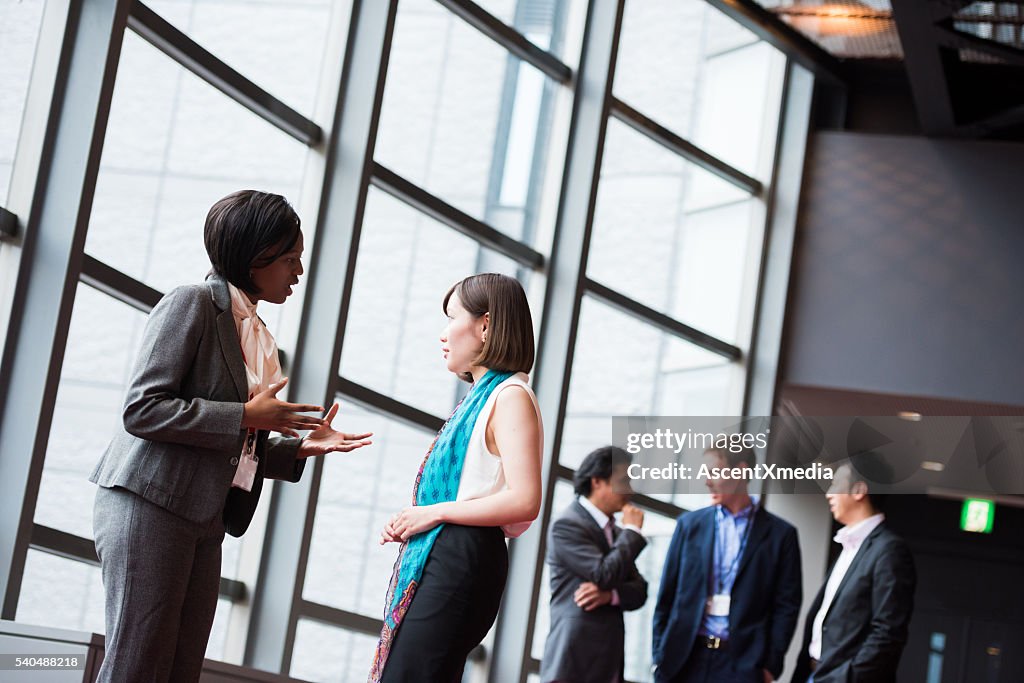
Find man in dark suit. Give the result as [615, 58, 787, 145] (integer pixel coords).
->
[653, 447, 802, 683]
[540, 446, 649, 683]
[792, 453, 916, 683]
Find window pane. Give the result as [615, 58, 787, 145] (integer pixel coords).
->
[589, 119, 759, 344]
[376, 0, 570, 244]
[304, 404, 435, 617]
[623, 511, 679, 682]
[149, 0, 339, 117]
[688, 40, 786, 182]
[35, 285, 147, 539]
[220, 534, 243, 582]
[339, 188, 529, 419]
[615, 0, 785, 179]
[530, 479, 576, 660]
[290, 620, 380, 682]
[561, 296, 740, 469]
[474, 0, 585, 65]
[0, 0, 46, 203]
[85, 30, 310, 299]
[16, 551, 105, 634]
[18, 551, 239, 663]
[204, 597, 235, 663]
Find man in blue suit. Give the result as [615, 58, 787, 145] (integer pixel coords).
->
[653, 447, 802, 683]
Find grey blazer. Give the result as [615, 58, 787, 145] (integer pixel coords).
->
[89, 274, 304, 537]
[539, 499, 648, 683]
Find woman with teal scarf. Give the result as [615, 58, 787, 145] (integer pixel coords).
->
[369, 273, 544, 682]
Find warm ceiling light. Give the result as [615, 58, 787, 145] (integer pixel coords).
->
[897, 411, 923, 421]
[921, 461, 945, 472]
[776, 2, 891, 38]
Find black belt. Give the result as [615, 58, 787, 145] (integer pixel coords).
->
[809, 658, 820, 672]
[697, 635, 728, 650]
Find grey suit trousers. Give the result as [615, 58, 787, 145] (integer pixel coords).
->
[93, 485, 225, 683]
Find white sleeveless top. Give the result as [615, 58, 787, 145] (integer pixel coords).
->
[455, 372, 544, 538]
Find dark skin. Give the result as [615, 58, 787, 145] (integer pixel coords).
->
[238, 231, 373, 456]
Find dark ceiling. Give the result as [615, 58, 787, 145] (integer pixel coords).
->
[732, 1, 1024, 140]
[777, 384, 1024, 498]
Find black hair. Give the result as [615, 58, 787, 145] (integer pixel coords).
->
[443, 273, 535, 383]
[573, 446, 631, 497]
[843, 450, 894, 511]
[204, 190, 301, 293]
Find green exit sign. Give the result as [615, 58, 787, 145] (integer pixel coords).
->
[961, 499, 994, 534]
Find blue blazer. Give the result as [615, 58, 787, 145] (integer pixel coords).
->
[652, 504, 802, 681]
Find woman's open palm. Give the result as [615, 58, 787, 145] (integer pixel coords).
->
[298, 403, 373, 457]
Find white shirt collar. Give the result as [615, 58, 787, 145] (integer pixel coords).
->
[578, 495, 612, 530]
[834, 512, 885, 551]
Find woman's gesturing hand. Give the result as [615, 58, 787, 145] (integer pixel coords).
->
[242, 377, 326, 437]
[379, 504, 446, 544]
[298, 402, 373, 457]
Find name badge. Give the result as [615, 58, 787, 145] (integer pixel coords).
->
[231, 430, 258, 492]
[231, 454, 257, 492]
[706, 594, 731, 617]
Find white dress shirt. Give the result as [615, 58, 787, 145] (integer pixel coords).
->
[808, 513, 886, 660]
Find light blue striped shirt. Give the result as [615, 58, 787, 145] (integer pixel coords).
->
[700, 497, 757, 640]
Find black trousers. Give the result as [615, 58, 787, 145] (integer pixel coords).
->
[656, 643, 763, 683]
[381, 524, 509, 683]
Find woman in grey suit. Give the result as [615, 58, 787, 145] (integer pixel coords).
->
[89, 190, 372, 683]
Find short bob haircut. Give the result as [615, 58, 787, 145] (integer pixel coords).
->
[573, 446, 631, 497]
[204, 190, 301, 293]
[443, 273, 534, 382]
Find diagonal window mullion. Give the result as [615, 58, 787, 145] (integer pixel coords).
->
[436, 0, 573, 84]
[584, 278, 742, 362]
[30, 524, 246, 601]
[335, 376, 445, 434]
[609, 97, 763, 196]
[370, 162, 545, 270]
[128, 1, 323, 146]
[79, 254, 162, 313]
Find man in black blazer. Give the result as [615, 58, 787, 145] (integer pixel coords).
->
[792, 453, 916, 683]
[653, 447, 802, 683]
[540, 446, 648, 683]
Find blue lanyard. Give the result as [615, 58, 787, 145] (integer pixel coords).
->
[713, 506, 754, 595]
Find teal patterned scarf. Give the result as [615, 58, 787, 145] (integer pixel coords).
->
[369, 369, 513, 681]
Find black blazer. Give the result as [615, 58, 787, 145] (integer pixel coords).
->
[653, 504, 803, 681]
[792, 523, 916, 683]
[90, 275, 305, 537]
[539, 500, 648, 683]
